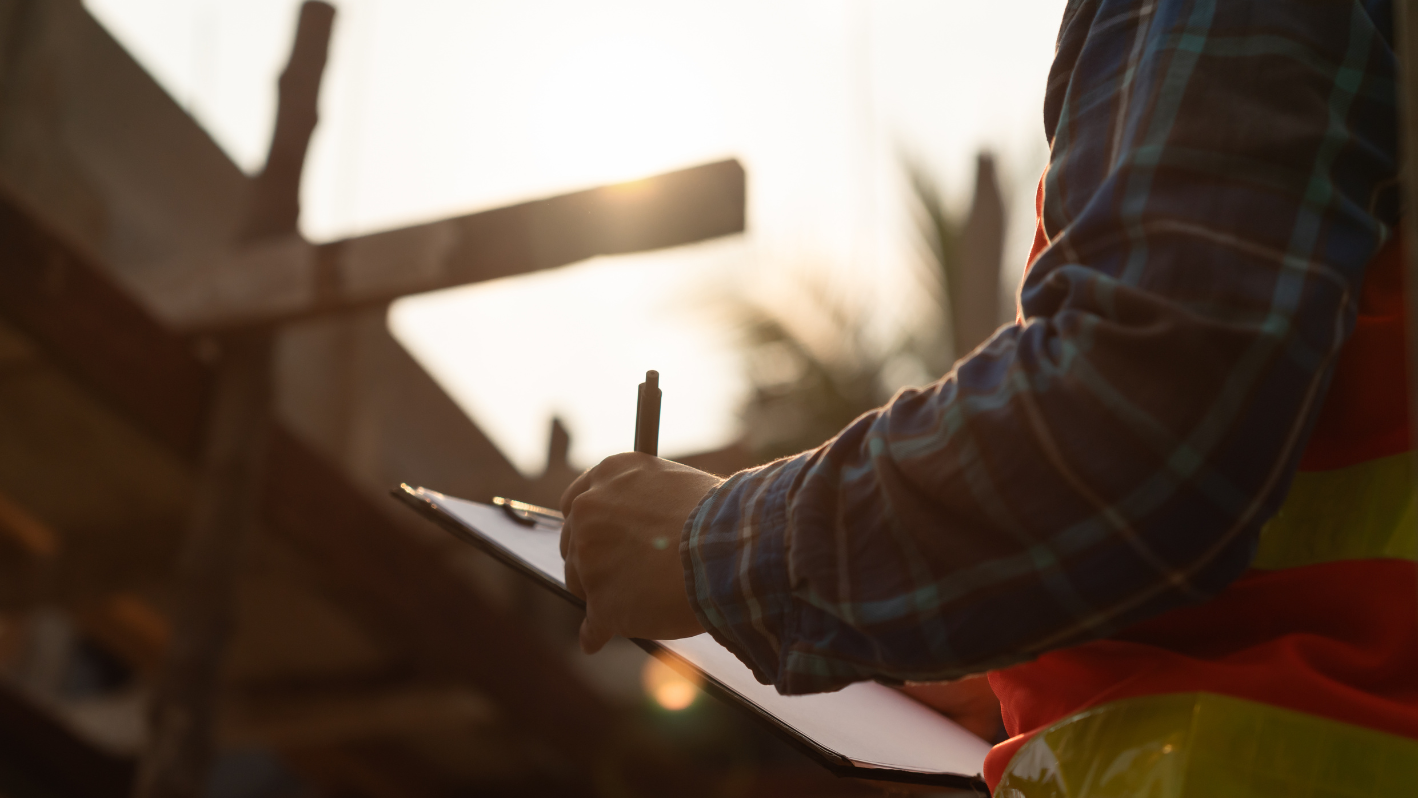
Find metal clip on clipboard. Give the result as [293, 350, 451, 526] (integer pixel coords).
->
[492, 496, 564, 528]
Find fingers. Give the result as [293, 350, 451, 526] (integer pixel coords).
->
[579, 608, 613, 654]
[560, 464, 596, 559]
[560, 453, 645, 517]
[560, 465, 597, 516]
[567, 547, 607, 653]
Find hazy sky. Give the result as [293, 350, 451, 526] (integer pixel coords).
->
[86, 0, 1066, 474]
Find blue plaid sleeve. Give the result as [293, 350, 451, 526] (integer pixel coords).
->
[681, 0, 1400, 695]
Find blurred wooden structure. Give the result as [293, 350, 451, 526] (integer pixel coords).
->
[952, 153, 1007, 357]
[0, 1, 887, 796]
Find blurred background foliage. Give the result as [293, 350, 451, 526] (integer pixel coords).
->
[725, 153, 1006, 463]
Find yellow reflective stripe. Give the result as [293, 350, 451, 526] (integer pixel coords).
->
[996, 692, 1418, 798]
[1253, 452, 1418, 569]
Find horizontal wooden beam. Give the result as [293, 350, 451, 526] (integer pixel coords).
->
[129, 159, 747, 332]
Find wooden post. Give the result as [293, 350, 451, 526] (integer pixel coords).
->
[133, 4, 335, 797]
[131, 333, 272, 798]
[954, 153, 1006, 356]
[242, 2, 336, 242]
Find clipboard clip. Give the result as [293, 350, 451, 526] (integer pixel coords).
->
[492, 496, 564, 528]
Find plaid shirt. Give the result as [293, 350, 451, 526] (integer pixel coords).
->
[682, 0, 1400, 695]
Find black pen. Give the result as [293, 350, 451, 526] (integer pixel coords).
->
[634, 370, 661, 456]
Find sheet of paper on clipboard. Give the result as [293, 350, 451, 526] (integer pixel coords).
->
[393, 484, 991, 791]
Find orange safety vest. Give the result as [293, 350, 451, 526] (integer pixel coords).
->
[986, 187, 1418, 796]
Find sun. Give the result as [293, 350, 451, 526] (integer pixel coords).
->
[530, 33, 728, 188]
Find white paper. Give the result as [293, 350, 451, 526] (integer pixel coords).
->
[419, 488, 990, 778]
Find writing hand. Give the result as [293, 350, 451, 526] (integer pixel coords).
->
[559, 453, 721, 653]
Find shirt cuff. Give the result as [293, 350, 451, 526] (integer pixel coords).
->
[679, 452, 806, 688]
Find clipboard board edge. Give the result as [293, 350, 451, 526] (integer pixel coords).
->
[634, 638, 989, 792]
[390, 483, 585, 609]
[392, 484, 989, 793]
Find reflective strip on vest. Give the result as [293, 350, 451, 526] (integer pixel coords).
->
[995, 692, 1418, 798]
[996, 455, 1418, 794]
[1254, 452, 1418, 569]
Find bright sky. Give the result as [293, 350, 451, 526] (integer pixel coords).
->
[85, 0, 1066, 475]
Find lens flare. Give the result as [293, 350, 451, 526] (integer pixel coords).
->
[641, 655, 701, 711]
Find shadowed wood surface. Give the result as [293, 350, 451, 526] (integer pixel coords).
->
[0, 681, 134, 798]
[0, 182, 616, 791]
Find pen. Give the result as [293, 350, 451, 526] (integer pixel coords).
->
[634, 370, 661, 456]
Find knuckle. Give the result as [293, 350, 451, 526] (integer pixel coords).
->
[568, 491, 596, 520]
[603, 451, 642, 471]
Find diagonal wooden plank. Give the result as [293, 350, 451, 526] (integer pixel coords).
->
[0, 187, 212, 457]
[265, 429, 613, 762]
[0, 0, 251, 273]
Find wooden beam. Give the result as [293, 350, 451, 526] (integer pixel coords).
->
[0, 488, 60, 557]
[0, 0, 251, 283]
[72, 593, 171, 674]
[0, 343, 197, 612]
[70, 596, 498, 791]
[0, 4, 745, 340]
[283, 742, 460, 798]
[264, 430, 615, 766]
[0, 679, 134, 798]
[0, 186, 212, 458]
[241, 1, 335, 241]
[273, 306, 532, 513]
[953, 153, 1007, 356]
[0, 182, 617, 778]
[218, 685, 493, 749]
[134, 331, 274, 798]
[138, 8, 332, 797]
[127, 158, 747, 332]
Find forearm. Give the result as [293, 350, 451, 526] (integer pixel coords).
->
[683, 0, 1398, 695]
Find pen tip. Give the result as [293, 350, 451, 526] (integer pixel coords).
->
[646, 369, 659, 385]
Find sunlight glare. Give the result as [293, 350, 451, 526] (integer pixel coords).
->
[531, 33, 728, 188]
[642, 655, 702, 711]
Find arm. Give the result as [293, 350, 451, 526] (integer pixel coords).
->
[682, 0, 1399, 694]
[560, 0, 1398, 690]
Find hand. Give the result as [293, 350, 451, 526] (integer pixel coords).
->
[560, 453, 722, 653]
[898, 675, 1004, 742]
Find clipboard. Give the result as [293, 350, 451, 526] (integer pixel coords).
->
[393, 483, 992, 791]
